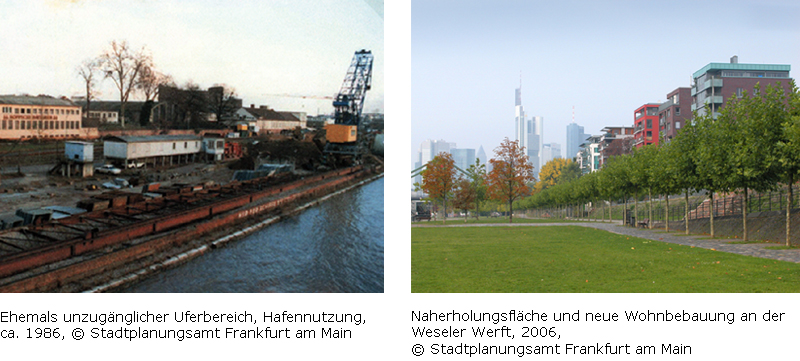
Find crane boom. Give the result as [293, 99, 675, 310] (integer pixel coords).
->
[333, 49, 373, 126]
[325, 50, 374, 159]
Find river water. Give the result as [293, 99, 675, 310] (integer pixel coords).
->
[119, 177, 384, 293]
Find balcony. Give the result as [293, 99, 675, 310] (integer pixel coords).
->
[698, 78, 723, 92]
[704, 95, 723, 104]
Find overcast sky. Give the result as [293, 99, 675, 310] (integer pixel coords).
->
[411, 0, 800, 173]
[0, 0, 383, 116]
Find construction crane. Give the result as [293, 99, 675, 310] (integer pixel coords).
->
[324, 49, 374, 158]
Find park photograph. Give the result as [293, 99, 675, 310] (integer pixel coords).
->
[410, 1, 800, 293]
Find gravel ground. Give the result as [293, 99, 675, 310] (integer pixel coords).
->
[0, 162, 236, 214]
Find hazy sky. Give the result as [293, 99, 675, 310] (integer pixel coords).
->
[411, 0, 800, 173]
[0, 0, 383, 116]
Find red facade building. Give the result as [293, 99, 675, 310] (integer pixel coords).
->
[633, 103, 660, 148]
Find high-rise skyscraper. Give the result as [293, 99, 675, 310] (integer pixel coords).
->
[415, 139, 455, 184]
[514, 82, 543, 178]
[542, 143, 562, 166]
[450, 148, 476, 172]
[529, 115, 543, 174]
[566, 122, 586, 161]
[515, 86, 527, 150]
[476, 145, 490, 172]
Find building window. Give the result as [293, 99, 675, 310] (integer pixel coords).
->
[675, 107, 680, 115]
[646, 119, 652, 129]
[676, 122, 681, 129]
[184, 142, 188, 148]
[1, 120, 5, 129]
[173, 143, 176, 149]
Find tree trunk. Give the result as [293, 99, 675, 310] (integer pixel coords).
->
[509, 199, 513, 223]
[742, 187, 748, 242]
[710, 192, 715, 238]
[665, 194, 670, 232]
[788, 174, 793, 247]
[648, 188, 653, 229]
[634, 191, 639, 228]
[685, 190, 690, 235]
[623, 198, 627, 226]
[442, 198, 447, 225]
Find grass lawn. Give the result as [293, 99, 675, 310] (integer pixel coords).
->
[414, 217, 580, 225]
[411, 226, 800, 292]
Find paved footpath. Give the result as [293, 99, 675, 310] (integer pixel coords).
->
[412, 220, 800, 263]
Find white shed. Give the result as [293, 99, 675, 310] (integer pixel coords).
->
[104, 134, 202, 168]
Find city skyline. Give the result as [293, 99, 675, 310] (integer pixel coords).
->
[411, 0, 800, 175]
[0, 1, 384, 116]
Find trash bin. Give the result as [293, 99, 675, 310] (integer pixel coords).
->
[628, 216, 636, 226]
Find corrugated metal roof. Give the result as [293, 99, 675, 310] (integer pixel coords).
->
[106, 134, 202, 143]
[0, 95, 78, 107]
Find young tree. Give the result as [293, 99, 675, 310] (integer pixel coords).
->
[693, 111, 735, 238]
[452, 178, 475, 223]
[487, 138, 535, 223]
[76, 59, 100, 120]
[773, 81, 800, 246]
[628, 146, 654, 227]
[465, 159, 488, 220]
[420, 152, 457, 224]
[98, 40, 152, 127]
[717, 85, 782, 241]
[668, 119, 700, 235]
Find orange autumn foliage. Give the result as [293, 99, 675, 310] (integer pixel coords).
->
[420, 152, 457, 222]
[487, 138, 535, 222]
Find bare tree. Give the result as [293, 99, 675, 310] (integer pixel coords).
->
[135, 65, 173, 126]
[98, 40, 151, 127]
[76, 58, 100, 120]
[136, 64, 173, 102]
[174, 81, 209, 126]
[208, 84, 239, 122]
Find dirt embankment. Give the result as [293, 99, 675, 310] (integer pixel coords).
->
[657, 210, 800, 244]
